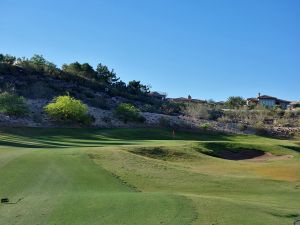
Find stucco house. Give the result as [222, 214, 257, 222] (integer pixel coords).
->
[247, 93, 290, 109]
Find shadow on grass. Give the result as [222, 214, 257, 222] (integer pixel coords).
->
[280, 145, 300, 153]
[269, 212, 300, 219]
[0, 140, 135, 149]
[0, 127, 234, 149]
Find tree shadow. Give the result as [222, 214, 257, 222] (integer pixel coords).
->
[0, 140, 136, 149]
[0, 127, 233, 149]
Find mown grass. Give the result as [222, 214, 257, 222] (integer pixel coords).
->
[0, 127, 299, 225]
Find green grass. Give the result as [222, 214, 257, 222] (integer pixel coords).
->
[0, 127, 299, 225]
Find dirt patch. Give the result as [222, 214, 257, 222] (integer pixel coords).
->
[255, 165, 300, 181]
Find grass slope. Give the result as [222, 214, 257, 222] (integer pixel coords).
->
[0, 127, 299, 225]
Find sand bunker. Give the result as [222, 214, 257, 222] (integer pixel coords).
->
[216, 149, 293, 161]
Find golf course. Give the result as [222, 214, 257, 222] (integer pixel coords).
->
[0, 127, 299, 225]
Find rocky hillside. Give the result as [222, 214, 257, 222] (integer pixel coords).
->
[1, 53, 299, 137]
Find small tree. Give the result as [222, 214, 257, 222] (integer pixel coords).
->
[225, 96, 246, 109]
[0, 92, 28, 116]
[62, 62, 97, 79]
[127, 80, 150, 95]
[44, 95, 92, 124]
[30, 54, 47, 66]
[96, 63, 119, 85]
[0, 54, 16, 65]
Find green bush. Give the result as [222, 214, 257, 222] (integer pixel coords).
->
[208, 108, 224, 120]
[0, 92, 28, 116]
[160, 102, 182, 115]
[140, 104, 157, 113]
[44, 95, 93, 125]
[115, 103, 145, 123]
[253, 122, 269, 136]
[200, 122, 211, 130]
[0, 54, 16, 65]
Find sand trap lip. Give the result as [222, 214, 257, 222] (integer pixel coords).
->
[216, 149, 293, 161]
[248, 152, 294, 161]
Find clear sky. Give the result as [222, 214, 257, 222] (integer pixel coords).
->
[1, 0, 299, 101]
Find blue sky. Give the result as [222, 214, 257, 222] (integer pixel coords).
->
[1, 0, 299, 101]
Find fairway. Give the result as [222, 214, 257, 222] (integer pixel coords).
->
[0, 128, 299, 225]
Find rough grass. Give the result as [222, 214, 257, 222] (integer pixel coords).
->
[0, 127, 299, 225]
[128, 146, 190, 161]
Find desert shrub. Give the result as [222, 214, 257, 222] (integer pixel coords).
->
[160, 102, 182, 115]
[222, 106, 272, 126]
[44, 95, 93, 125]
[208, 108, 224, 120]
[284, 110, 299, 119]
[274, 117, 290, 127]
[115, 103, 144, 123]
[140, 104, 157, 113]
[275, 108, 285, 117]
[222, 110, 241, 123]
[237, 123, 247, 131]
[297, 118, 300, 127]
[200, 122, 211, 130]
[253, 122, 269, 136]
[252, 106, 270, 122]
[217, 116, 230, 123]
[0, 92, 28, 116]
[183, 103, 210, 119]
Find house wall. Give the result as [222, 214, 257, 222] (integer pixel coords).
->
[279, 102, 289, 109]
[259, 99, 276, 107]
